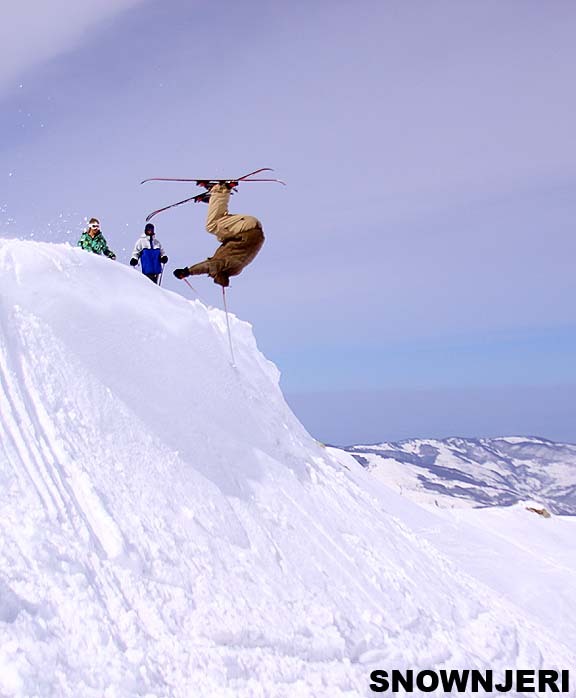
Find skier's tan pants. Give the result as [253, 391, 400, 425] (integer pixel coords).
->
[187, 184, 264, 282]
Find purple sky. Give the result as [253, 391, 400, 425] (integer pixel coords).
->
[2, 0, 575, 444]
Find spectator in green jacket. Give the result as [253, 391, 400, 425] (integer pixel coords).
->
[77, 218, 116, 259]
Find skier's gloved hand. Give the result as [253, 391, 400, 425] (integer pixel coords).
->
[109, 254, 116, 261]
[160, 255, 168, 264]
[173, 267, 190, 280]
[129, 258, 138, 266]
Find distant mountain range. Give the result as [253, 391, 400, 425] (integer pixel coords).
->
[344, 436, 576, 515]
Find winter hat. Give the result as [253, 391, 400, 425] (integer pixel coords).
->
[144, 223, 155, 235]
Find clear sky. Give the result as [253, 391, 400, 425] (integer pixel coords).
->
[2, 0, 575, 445]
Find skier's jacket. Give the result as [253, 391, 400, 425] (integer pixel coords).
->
[131, 234, 166, 275]
[77, 231, 116, 259]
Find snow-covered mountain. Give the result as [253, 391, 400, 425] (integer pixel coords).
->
[344, 437, 576, 515]
[0, 239, 574, 697]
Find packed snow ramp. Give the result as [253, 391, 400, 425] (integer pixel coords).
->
[0, 240, 574, 697]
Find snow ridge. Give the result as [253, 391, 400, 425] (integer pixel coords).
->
[0, 240, 574, 697]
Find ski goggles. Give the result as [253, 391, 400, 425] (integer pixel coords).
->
[89, 222, 100, 229]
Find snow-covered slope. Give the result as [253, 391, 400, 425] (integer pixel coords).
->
[0, 240, 574, 698]
[344, 437, 576, 514]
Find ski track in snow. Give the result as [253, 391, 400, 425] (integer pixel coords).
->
[0, 240, 574, 697]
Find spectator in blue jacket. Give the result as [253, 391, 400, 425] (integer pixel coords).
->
[130, 223, 168, 284]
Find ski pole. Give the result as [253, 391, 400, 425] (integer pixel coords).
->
[183, 278, 199, 295]
[178, 277, 210, 306]
[158, 265, 164, 287]
[222, 287, 236, 367]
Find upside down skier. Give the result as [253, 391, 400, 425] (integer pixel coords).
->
[173, 182, 264, 287]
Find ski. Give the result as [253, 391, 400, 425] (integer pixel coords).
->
[196, 177, 286, 186]
[141, 167, 273, 185]
[145, 191, 210, 222]
[144, 168, 285, 221]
